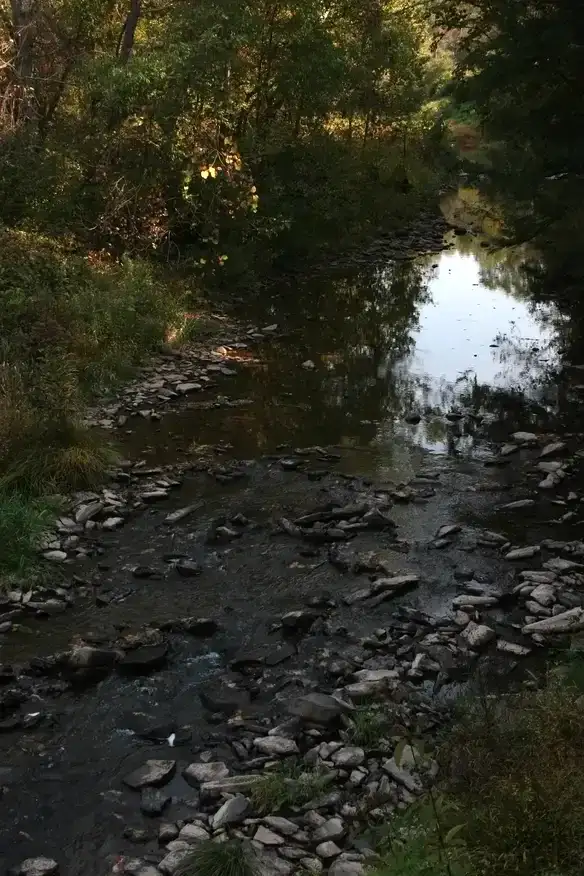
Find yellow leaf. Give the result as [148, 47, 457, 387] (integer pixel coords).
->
[209, 167, 217, 179]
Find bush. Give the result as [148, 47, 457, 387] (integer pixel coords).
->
[0, 228, 185, 492]
[0, 490, 57, 581]
[441, 669, 584, 876]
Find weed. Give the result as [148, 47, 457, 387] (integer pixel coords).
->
[175, 839, 257, 876]
[0, 490, 58, 581]
[347, 706, 392, 748]
[440, 670, 584, 876]
[251, 761, 332, 815]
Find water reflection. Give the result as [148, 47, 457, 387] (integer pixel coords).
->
[122, 203, 564, 480]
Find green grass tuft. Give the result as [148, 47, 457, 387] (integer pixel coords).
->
[175, 839, 258, 876]
[347, 706, 392, 748]
[251, 761, 333, 815]
[0, 490, 58, 582]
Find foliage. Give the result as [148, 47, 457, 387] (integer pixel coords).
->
[175, 839, 258, 876]
[347, 706, 392, 748]
[440, 668, 584, 876]
[0, 491, 58, 582]
[251, 761, 332, 814]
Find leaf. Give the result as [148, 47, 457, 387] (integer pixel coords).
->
[444, 823, 466, 846]
[394, 738, 408, 768]
[200, 170, 209, 180]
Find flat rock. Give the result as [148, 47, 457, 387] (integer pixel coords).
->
[201, 775, 261, 796]
[66, 647, 118, 669]
[540, 441, 566, 458]
[255, 826, 285, 846]
[16, 859, 58, 876]
[262, 817, 300, 837]
[461, 622, 495, 649]
[140, 788, 171, 816]
[254, 736, 299, 756]
[383, 758, 423, 793]
[211, 794, 249, 828]
[522, 607, 584, 635]
[511, 431, 538, 443]
[313, 818, 345, 843]
[505, 546, 540, 561]
[123, 759, 176, 789]
[330, 747, 365, 768]
[118, 644, 168, 675]
[498, 499, 535, 511]
[530, 583, 556, 607]
[287, 692, 353, 725]
[183, 761, 229, 785]
[178, 823, 209, 843]
[329, 859, 365, 876]
[452, 594, 497, 608]
[497, 640, 531, 657]
[158, 847, 193, 875]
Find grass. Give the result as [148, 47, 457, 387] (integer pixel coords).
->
[250, 761, 333, 815]
[175, 839, 258, 876]
[0, 490, 58, 581]
[347, 706, 393, 748]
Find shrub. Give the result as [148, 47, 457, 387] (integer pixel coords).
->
[441, 669, 584, 876]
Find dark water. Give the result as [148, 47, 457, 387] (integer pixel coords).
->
[1, 191, 579, 876]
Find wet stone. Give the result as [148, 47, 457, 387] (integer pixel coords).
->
[15, 859, 59, 876]
[140, 788, 171, 816]
[183, 761, 230, 785]
[211, 794, 249, 828]
[123, 759, 176, 789]
[159, 823, 180, 843]
[287, 692, 353, 725]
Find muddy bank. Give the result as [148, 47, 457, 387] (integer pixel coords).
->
[3, 203, 584, 876]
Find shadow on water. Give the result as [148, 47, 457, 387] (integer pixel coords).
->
[120, 200, 563, 482]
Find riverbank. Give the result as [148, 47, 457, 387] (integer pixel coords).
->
[3, 209, 584, 876]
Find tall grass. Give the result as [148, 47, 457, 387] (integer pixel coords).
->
[176, 840, 257, 876]
[0, 490, 57, 580]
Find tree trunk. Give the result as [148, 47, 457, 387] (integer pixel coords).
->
[118, 0, 141, 63]
[9, 0, 37, 126]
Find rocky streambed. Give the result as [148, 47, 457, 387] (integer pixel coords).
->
[3, 210, 584, 876]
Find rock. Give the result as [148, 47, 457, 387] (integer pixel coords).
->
[262, 817, 300, 837]
[183, 762, 229, 785]
[538, 460, 563, 473]
[498, 499, 535, 511]
[254, 736, 299, 756]
[496, 640, 531, 657]
[302, 360, 316, 370]
[165, 503, 202, 525]
[281, 610, 319, 632]
[382, 758, 422, 793]
[175, 560, 203, 578]
[313, 818, 345, 843]
[500, 443, 519, 456]
[255, 826, 285, 846]
[158, 847, 193, 875]
[199, 683, 250, 715]
[123, 862, 159, 876]
[118, 644, 168, 675]
[211, 794, 249, 828]
[280, 458, 302, 471]
[522, 607, 584, 635]
[460, 622, 495, 649]
[140, 788, 171, 816]
[102, 517, 124, 531]
[16, 859, 58, 876]
[176, 382, 202, 393]
[42, 551, 67, 563]
[265, 644, 296, 666]
[505, 546, 540, 561]
[301, 859, 323, 873]
[315, 842, 342, 859]
[201, 775, 261, 796]
[287, 692, 353, 725]
[452, 594, 497, 609]
[530, 584, 556, 607]
[331, 747, 365, 768]
[329, 859, 364, 876]
[511, 431, 538, 443]
[405, 413, 421, 424]
[178, 823, 209, 843]
[66, 647, 118, 669]
[435, 524, 461, 538]
[123, 759, 176, 789]
[159, 823, 180, 843]
[540, 441, 566, 458]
